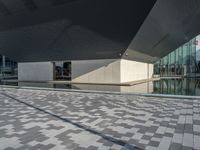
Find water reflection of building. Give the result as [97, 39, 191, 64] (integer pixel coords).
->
[18, 82, 54, 88]
[16, 81, 154, 94]
[154, 37, 198, 77]
[72, 82, 154, 94]
[153, 79, 200, 96]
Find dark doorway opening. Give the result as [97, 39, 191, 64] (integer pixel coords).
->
[55, 61, 71, 80]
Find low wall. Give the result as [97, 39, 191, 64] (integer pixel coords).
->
[71, 59, 121, 84]
[18, 59, 153, 84]
[72, 59, 153, 84]
[18, 62, 54, 81]
[120, 59, 153, 83]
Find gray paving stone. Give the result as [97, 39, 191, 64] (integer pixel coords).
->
[181, 146, 193, 150]
[0, 88, 199, 150]
[194, 135, 200, 150]
[148, 140, 160, 147]
[169, 143, 181, 150]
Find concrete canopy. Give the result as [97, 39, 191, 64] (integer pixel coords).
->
[0, 0, 200, 63]
[123, 0, 200, 63]
[0, 0, 156, 62]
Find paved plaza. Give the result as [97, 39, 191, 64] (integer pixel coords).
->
[0, 88, 200, 150]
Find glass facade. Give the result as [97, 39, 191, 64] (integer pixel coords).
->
[154, 37, 198, 77]
[0, 55, 18, 77]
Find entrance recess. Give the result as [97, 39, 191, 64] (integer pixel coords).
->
[54, 61, 71, 80]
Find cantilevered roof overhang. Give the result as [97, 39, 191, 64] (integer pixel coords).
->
[123, 0, 200, 63]
[0, 0, 200, 63]
[0, 0, 156, 62]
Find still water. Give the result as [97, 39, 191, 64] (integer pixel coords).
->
[1, 78, 200, 96]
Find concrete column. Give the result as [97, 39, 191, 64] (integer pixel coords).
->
[52, 62, 56, 80]
[2, 56, 5, 76]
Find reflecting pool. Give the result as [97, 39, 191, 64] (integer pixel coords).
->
[1, 78, 200, 96]
[153, 78, 200, 96]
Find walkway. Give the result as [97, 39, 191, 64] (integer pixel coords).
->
[0, 88, 199, 150]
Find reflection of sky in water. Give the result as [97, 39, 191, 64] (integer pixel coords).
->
[1, 78, 200, 96]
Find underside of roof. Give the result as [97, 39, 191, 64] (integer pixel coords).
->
[123, 0, 200, 63]
[0, 0, 200, 63]
[0, 0, 156, 62]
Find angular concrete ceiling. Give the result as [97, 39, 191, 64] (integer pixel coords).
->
[123, 0, 200, 63]
[2, 0, 199, 63]
[0, 0, 156, 62]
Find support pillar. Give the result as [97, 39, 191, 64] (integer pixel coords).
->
[2, 56, 5, 76]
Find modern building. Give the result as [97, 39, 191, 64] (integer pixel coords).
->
[154, 37, 197, 77]
[0, 55, 17, 78]
[0, 0, 200, 84]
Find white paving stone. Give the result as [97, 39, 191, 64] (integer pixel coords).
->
[183, 133, 193, 148]
[158, 137, 172, 150]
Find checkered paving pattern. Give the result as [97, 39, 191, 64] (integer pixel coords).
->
[0, 88, 200, 150]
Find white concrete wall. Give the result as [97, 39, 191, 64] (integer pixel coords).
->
[18, 59, 153, 83]
[18, 62, 54, 81]
[72, 59, 120, 83]
[148, 64, 154, 78]
[121, 59, 154, 83]
[72, 59, 153, 83]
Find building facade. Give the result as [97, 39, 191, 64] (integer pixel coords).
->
[0, 55, 17, 77]
[154, 37, 198, 77]
[0, 1, 200, 84]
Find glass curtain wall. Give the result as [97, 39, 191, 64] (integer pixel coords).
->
[0, 55, 18, 77]
[154, 37, 197, 77]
